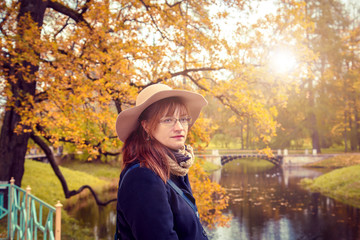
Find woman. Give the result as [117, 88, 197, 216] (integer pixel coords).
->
[115, 83, 208, 240]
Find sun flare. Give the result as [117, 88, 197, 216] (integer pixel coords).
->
[269, 48, 297, 73]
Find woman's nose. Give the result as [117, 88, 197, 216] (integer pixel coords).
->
[173, 119, 185, 130]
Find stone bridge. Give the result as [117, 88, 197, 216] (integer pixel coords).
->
[197, 149, 335, 167]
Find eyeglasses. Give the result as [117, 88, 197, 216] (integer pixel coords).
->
[159, 116, 192, 127]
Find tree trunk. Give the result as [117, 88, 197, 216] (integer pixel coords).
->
[0, 110, 32, 186]
[349, 110, 357, 151]
[246, 118, 250, 150]
[240, 124, 244, 150]
[307, 75, 321, 154]
[344, 111, 348, 152]
[0, 0, 46, 186]
[353, 98, 360, 151]
[309, 111, 321, 153]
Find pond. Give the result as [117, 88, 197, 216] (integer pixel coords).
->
[67, 159, 360, 240]
[207, 160, 360, 240]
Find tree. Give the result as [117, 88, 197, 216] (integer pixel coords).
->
[272, 0, 360, 152]
[339, 1, 360, 151]
[0, 0, 312, 227]
[303, 0, 360, 152]
[0, 0, 303, 183]
[0, 0, 45, 186]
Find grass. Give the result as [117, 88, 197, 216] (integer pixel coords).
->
[61, 161, 121, 180]
[21, 160, 118, 239]
[199, 159, 221, 172]
[305, 153, 360, 168]
[222, 158, 274, 173]
[22, 160, 113, 205]
[301, 153, 360, 208]
[301, 165, 360, 208]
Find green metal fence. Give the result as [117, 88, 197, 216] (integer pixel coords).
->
[0, 178, 62, 240]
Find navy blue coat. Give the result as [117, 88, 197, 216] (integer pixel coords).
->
[116, 161, 208, 240]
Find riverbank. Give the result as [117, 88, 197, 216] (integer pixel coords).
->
[300, 153, 360, 208]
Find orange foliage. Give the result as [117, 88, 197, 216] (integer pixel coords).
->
[187, 115, 218, 151]
[0, 0, 312, 160]
[189, 159, 231, 228]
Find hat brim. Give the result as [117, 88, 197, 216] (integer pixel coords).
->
[116, 89, 207, 142]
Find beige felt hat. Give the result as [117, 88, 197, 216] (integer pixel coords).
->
[115, 83, 208, 142]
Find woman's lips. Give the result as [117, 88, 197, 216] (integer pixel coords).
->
[172, 135, 184, 139]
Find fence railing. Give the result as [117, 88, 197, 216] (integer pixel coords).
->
[0, 178, 62, 240]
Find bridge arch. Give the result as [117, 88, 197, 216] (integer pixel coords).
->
[220, 154, 283, 166]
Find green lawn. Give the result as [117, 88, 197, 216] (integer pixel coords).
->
[22, 160, 114, 205]
[301, 154, 360, 208]
[61, 161, 122, 180]
[199, 159, 221, 172]
[20, 160, 118, 239]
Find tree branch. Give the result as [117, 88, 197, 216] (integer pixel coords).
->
[47, 0, 91, 29]
[152, 67, 224, 83]
[139, 0, 173, 42]
[185, 73, 249, 119]
[166, 0, 183, 8]
[30, 132, 117, 206]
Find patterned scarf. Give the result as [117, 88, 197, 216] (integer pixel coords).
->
[167, 145, 195, 176]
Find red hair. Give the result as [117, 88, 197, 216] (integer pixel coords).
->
[121, 97, 189, 182]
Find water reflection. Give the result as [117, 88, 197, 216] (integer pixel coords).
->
[208, 159, 360, 240]
[67, 159, 360, 240]
[67, 193, 117, 240]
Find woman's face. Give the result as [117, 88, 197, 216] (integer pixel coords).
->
[144, 107, 190, 150]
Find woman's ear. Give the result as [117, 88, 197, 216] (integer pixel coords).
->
[141, 120, 149, 133]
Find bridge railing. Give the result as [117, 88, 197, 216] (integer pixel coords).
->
[194, 149, 318, 156]
[0, 178, 62, 240]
